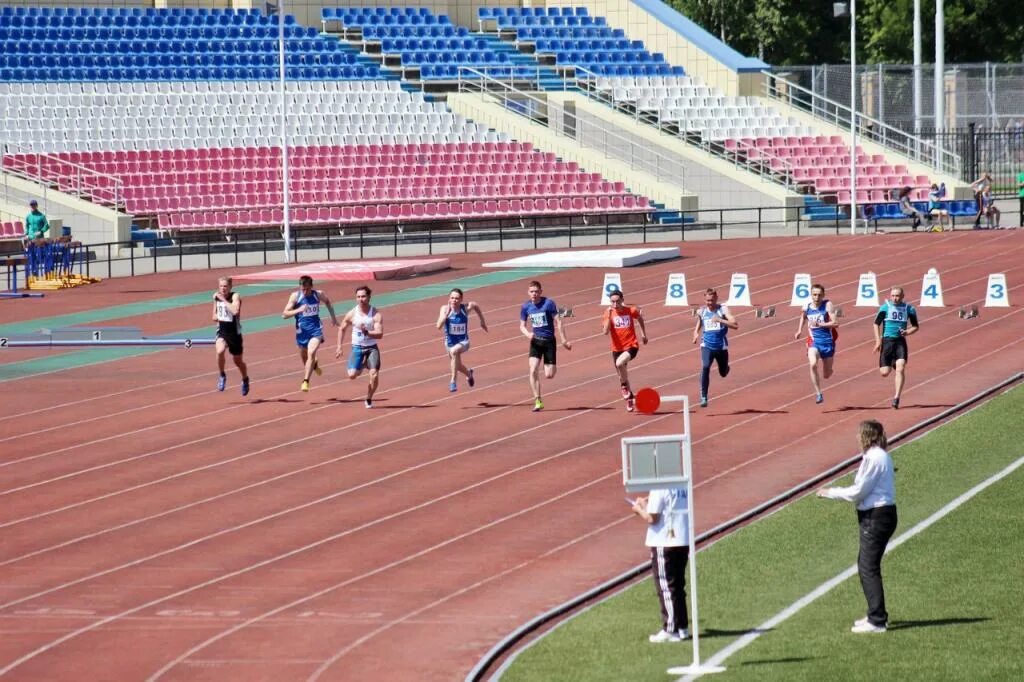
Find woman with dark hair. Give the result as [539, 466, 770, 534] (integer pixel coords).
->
[897, 186, 924, 231]
[818, 420, 898, 633]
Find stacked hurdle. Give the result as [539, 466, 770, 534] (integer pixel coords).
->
[25, 240, 100, 290]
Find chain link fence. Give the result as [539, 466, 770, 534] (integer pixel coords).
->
[773, 63, 1024, 134]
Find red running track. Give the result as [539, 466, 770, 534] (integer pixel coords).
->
[0, 232, 1022, 681]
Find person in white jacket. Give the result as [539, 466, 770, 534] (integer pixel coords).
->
[818, 419, 897, 633]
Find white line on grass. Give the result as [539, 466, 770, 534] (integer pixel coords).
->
[679, 453, 1024, 681]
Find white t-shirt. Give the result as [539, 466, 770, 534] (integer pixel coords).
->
[644, 488, 690, 548]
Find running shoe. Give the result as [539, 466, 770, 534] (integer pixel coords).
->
[648, 629, 681, 643]
[533, 398, 544, 412]
[313, 361, 322, 377]
[621, 385, 632, 400]
[449, 381, 458, 393]
[891, 397, 900, 409]
[217, 374, 226, 392]
[699, 395, 708, 408]
[301, 380, 310, 393]
[241, 378, 250, 397]
[815, 393, 824, 404]
[851, 621, 887, 634]
[626, 396, 635, 412]
[364, 399, 373, 409]
[467, 368, 475, 388]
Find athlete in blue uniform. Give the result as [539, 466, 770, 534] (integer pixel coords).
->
[282, 275, 339, 392]
[872, 287, 919, 409]
[519, 280, 572, 412]
[436, 288, 488, 393]
[212, 276, 250, 396]
[691, 288, 738, 408]
[794, 283, 839, 404]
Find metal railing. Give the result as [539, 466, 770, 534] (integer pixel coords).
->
[569, 66, 798, 191]
[456, 66, 687, 197]
[763, 71, 962, 177]
[3, 202, 928, 287]
[1, 143, 123, 208]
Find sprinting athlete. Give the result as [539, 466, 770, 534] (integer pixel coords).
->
[212, 276, 249, 396]
[336, 285, 384, 408]
[794, 283, 839, 404]
[436, 288, 488, 392]
[691, 287, 738, 408]
[872, 287, 919, 409]
[602, 289, 648, 411]
[519, 280, 572, 412]
[282, 275, 338, 393]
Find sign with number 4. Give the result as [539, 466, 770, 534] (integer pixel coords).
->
[919, 268, 945, 307]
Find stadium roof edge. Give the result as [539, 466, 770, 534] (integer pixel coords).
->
[630, 0, 770, 73]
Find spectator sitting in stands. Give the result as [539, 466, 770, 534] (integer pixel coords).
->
[970, 172, 993, 228]
[927, 183, 950, 231]
[24, 199, 50, 242]
[981, 188, 1000, 229]
[897, 186, 924, 231]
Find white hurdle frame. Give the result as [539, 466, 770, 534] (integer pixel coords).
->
[622, 394, 724, 676]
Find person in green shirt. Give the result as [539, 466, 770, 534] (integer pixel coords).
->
[1017, 171, 1023, 227]
[24, 200, 50, 240]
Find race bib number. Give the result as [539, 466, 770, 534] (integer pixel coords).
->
[887, 307, 905, 322]
[302, 303, 319, 317]
[449, 322, 467, 335]
[612, 315, 632, 329]
[704, 318, 722, 331]
[530, 312, 547, 328]
[215, 301, 232, 322]
[808, 313, 824, 327]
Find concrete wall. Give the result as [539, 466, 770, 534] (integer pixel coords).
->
[1, 173, 131, 245]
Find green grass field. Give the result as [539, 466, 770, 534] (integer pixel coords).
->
[501, 385, 1024, 681]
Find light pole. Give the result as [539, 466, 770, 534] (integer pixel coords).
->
[834, 2, 858, 235]
[913, 0, 921, 134]
[276, 0, 292, 262]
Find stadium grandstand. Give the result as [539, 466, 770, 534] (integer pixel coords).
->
[0, 1, 971, 260]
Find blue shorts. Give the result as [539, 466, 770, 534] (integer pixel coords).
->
[811, 341, 835, 359]
[296, 327, 324, 348]
[348, 345, 381, 371]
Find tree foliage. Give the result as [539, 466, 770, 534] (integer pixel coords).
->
[668, 0, 1024, 65]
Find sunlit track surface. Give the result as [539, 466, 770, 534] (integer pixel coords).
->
[0, 233, 1021, 681]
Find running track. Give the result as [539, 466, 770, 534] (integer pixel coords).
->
[0, 232, 1021, 681]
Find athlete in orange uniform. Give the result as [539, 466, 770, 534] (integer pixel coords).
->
[602, 289, 648, 411]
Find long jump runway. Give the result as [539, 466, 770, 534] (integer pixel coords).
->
[0, 231, 1021, 681]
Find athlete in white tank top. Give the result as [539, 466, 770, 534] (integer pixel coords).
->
[350, 305, 378, 347]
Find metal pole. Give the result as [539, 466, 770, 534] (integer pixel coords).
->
[279, 1, 292, 263]
[913, 0, 922, 133]
[934, 0, 944, 132]
[850, 0, 858, 236]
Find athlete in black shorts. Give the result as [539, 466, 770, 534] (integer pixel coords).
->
[213, 276, 250, 396]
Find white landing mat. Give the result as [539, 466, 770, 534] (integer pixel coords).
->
[484, 247, 679, 269]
